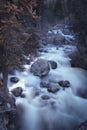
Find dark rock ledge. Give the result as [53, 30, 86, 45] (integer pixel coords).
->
[0, 90, 16, 130]
[73, 120, 87, 130]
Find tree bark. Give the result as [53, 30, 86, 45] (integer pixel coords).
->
[2, 65, 9, 98]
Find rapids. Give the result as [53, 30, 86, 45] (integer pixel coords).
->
[8, 28, 87, 130]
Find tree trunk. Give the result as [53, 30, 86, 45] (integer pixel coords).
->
[2, 65, 9, 98]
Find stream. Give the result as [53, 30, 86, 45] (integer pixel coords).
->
[8, 25, 87, 130]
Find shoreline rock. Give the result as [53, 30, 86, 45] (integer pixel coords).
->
[0, 92, 16, 130]
[70, 52, 87, 70]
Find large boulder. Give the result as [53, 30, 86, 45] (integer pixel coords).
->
[11, 87, 23, 97]
[30, 59, 50, 77]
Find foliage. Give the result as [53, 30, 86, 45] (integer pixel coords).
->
[0, 0, 39, 69]
[0, 0, 40, 91]
[67, 0, 87, 51]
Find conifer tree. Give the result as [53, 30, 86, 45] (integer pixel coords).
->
[0, 0, 38, 97]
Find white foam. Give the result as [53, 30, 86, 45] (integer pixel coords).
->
[8, 43, 87, 130]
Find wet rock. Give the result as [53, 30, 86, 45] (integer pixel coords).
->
[10, 77, 19, 83]
[30, 87, 41, 98]
[58, 80, 70, 88]
[7, 106, 16, 130]
[40, 80, 61, 93]
[70, 52, 87, 70]
[73, 120, 87, 130]
[46, 34, 65, 45]
[50, 101, 57, 109]
[34, 91, 40, 97]
[30, 59, 50, 77]
[40, 81, 49, 88]
[75, 87, 87, 99]
[25, 59, 31, 65]
[47, 87, 59, 93]
[7, 123, 16, 130]
[11, 87, 23, 97]
[20, 93, 26, 98]
[47, 82, 60, 93]
[62, 28, 70, 35]
[53, 34, 65, 45]
[7, 108, 16, 121]
[33, 90, 40, 97]
[0, 114, 8, 130]
[48, 60, 57, 69]
[9, 93, 16, 105]
[0, 91, 16, 130]
[39, 49, 48, 53]
[41, 95, 50, 100]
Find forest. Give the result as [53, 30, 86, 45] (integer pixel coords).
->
[0, 0, 87, 130]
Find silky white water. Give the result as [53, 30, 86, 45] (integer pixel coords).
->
[8, 32, 87, 130]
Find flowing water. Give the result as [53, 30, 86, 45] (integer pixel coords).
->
[8, 28, 87, 130]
